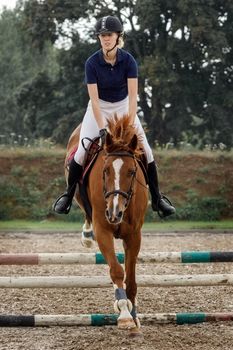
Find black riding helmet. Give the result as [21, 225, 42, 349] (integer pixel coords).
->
[95, 16, 123, 35]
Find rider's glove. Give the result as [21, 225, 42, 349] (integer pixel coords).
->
[99, 128, 108, 144]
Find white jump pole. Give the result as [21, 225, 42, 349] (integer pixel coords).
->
[0, 274, 233, 288]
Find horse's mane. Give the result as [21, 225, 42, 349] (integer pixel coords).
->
[105, 115, 143, 156]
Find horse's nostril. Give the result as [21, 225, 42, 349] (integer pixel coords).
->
[106, 209, 109, 217]
[118, 211, 123, 218]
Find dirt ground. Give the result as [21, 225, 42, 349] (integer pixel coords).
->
[0, 230, 233, 350]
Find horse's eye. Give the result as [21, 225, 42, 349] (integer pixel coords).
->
[127, 169, 135, 177]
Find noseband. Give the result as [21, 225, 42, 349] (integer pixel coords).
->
[103, 152, 137, 206]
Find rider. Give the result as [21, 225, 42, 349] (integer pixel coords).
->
[53, 15, 175, 218]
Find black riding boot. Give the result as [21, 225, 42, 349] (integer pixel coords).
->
[147, 161, 176, 218]
[53, 159, 83, 214]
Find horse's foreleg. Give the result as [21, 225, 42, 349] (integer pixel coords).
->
[123, 230, 142, 332]
[94, 225, 135, 330]
[113, 284, 135, 330]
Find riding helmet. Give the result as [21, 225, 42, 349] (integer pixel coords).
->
[95, 16, 123, 35]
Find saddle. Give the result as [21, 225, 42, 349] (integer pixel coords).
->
[67, 137, 101, 181]
[67, 138, 148, 222]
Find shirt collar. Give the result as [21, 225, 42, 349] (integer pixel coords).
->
[98, 48, 123, 66]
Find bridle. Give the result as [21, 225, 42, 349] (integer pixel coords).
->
[103, 151, 138, 208]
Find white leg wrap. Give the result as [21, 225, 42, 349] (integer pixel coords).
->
[81, 224, 95, 248]
[115, 299, 133, 322]
[134, 317, 141, 329]
[114, 300, 120, 313]
[82, 223, 93, 233]
[127, 299, 133, 312]
[114, 299, 132, 313]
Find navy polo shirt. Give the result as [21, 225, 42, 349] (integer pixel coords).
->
[85, 48, 138, 102]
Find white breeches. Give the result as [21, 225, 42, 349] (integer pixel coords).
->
[74, 97, 154, 166]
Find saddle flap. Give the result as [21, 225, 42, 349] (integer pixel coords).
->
[67, 137, 102, 222]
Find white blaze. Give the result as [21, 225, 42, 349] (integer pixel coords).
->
[112, 159, 124, 215]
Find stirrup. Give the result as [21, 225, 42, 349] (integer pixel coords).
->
[53, 193, 72, 214]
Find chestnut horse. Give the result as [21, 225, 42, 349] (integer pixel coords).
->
[65, 116, 148, 334]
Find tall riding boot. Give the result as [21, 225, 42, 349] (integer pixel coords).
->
[147, 161, 176, 218]
[53, 158, 83, 214]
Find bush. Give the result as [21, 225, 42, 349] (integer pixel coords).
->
[0, 180, 25, 219]
[176, 196, 230, 221]
[53, 205, 86, 222]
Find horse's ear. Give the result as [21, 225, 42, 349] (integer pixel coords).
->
[128, 134, 138, 152]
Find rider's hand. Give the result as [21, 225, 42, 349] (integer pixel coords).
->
[99, 128, 108, 144]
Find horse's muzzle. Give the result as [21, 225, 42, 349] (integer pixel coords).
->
[105, 208, 123, 225]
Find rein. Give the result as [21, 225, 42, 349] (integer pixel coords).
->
[81, 137, 103, 155]
[103, 151, 137, 205]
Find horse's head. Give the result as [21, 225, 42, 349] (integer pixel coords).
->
[103, 131, 138, 225]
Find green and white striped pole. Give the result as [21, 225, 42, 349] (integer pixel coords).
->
[1, 312, 233, 327]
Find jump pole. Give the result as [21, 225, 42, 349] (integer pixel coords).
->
[1, 312, 233, 327]
[1, 251, 233, 265]
[0, 274, 233, 288]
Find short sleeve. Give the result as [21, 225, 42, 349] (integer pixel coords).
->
[127, 54, 138, 78]
[85, 59, 97, 84]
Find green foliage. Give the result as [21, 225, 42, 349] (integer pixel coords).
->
[53, 206, 85, 223]
[198, 166, 211, 174]
[134, 0, 233, 147]
[176, 196, 230, 221]
[195, 177, 208, 184]
[10, 165, 25, 177]
[0, 180, 22, 219]
[0, 174, 44, 220]
[0, 6, 59, 140]
[17, 71, 59, 138]
[0, 173, 85, 221]
[169, 183, 184, 191]
[0, 147, 232, 221]
[145, 196, 230, 222]
[0, 0, 233, 148]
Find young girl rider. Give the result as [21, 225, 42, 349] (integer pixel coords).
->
[53, 15, 175, 218]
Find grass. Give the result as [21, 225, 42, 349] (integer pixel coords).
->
[1, 146, 232, 159]
[156, 148, 233, 159]
[0, 146, 66, 158]
[0, 220, 232, 232]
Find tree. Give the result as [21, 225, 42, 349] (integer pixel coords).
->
[3, 0, 233, 147]
[132, 0, 233, 147]
[0, 6, 58, 141]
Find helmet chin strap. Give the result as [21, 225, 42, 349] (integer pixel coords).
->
[105, 35, 120, 57]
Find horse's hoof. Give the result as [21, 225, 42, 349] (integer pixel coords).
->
[81, 237, 95, 248]
[81, 231, 95, 248]
[117, 318, 136, 330]
[129, 326, 143, 338]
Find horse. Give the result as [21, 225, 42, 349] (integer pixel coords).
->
[65, 115, 148, 335]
